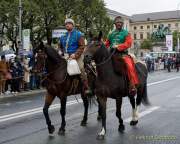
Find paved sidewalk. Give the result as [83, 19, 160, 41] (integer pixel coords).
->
[0, 89, 46, 99]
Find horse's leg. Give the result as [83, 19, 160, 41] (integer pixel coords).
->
[43, 94, 55, 134]
[129, 95, 139, 126]
[58, 96, 67, 135]
[116, 97, 125, 132]
[97, 96, 107, 140]
[80, 91, 89, 126]
[97, 97, 102, 121]
[130, 83, 148, 126]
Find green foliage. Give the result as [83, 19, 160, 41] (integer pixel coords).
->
[173, 30, 180, 49]
[0, 0, 113, 50]
[140, 39, 153, 50]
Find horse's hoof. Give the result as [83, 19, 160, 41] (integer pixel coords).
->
[80, 120, 87, 126]
[97, 115, 102, 121]
[96, 134, 105, 140]
[118, 124, 125, 133]
[130, 120, 138, 126]
[58, 128, 65, 135]
[48, 125, 55, 134]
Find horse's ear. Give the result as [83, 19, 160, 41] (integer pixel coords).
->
[98, 31, 103, 41]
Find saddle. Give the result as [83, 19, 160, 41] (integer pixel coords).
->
[112, 52, 140, 75]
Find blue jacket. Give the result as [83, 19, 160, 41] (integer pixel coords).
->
[60, 29, 82, 54]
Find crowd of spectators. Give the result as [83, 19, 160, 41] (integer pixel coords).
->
[144, 54, 180, 72]
[0, 50, 44, 96]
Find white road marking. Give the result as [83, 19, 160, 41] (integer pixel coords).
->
[176, 95, 180, 98]
[0, 76, 180, 123]
[0, 103, 11, 106]
[16, 100, 32, 104]
[124, 106, 160, 123]
[0, 99, 82, 123]
[147, 76, 180, 86]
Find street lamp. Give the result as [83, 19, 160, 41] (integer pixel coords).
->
[18, 0, 22, 53]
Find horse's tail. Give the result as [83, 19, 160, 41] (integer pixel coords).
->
[140, 82, 150, 106]
[135, 62, 150, 106]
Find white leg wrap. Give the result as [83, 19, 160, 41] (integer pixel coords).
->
[132, 106, 139, 121]
[98, 127, 106, 136]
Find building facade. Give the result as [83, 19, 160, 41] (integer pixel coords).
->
[130, 10, 180, 43]
[107, 9, 180, 54]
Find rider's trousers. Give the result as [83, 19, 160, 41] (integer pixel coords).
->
[122, 55, 139, 86]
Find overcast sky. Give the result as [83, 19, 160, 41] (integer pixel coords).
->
[104, 0, 180, 16]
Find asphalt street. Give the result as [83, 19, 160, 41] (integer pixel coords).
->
[0, 70, 180, 144]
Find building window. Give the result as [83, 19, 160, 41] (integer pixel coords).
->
[140, 33, 143, 39]
[147, 25, 150, 29]
[134, 34, 137, 40]
[175, 23, 179, 27]
[168, 24, 171, 27]
[147, 32, 150, 39]
[134, 26, 137, 30]
[154, 25, 157, 28]
[140, 26, 143, 29]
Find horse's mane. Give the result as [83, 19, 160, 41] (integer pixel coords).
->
[44, 45, 64, 64]
[94, 42, 109, 60]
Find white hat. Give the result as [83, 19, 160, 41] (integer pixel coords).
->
[65, 18, 75, 25]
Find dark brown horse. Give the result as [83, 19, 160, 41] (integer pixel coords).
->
[35, 43, 89, 135]
[84, 32, 150, 139]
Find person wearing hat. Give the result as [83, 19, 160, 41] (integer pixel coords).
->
[59, 18, 91, 94]
[105, 16, 139, 96]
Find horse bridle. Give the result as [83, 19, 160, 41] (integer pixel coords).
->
[95, 48, 116, 66]
[90, 42, 116, 66]
[85, 42, 116, 76]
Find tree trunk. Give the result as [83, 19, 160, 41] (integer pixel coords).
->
[46, 27, 52, 46]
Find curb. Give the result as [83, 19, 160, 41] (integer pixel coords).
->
[0, 89, 46, 99]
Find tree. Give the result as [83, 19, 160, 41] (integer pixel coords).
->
[75, 0, 113, 37]
[0, 0, 19, 53]
[26, 0, 61, 45]
[140, 39, 153, 50]
[172, 30, 180, 51]
[0, 0, 113, 49]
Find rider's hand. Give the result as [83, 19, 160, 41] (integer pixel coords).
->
[112, 45, 118, 49]
[69, 54, 76, 59]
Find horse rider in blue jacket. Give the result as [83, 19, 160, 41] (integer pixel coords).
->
[59, 18, 90, 94]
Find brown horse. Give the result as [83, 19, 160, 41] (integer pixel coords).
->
[84, 31, 150, 139]
[35, 43, 89, 135]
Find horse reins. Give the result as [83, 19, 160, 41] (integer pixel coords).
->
[86, 63, 97, 77]
[85, 44, 116, 76]
[95, 44, 116, 66]
[41, 63, 68, 85]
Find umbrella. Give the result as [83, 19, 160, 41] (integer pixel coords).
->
[0, 50, 15, 56]
[18, 49, 33, 57]
[5, 54, 16, 61]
